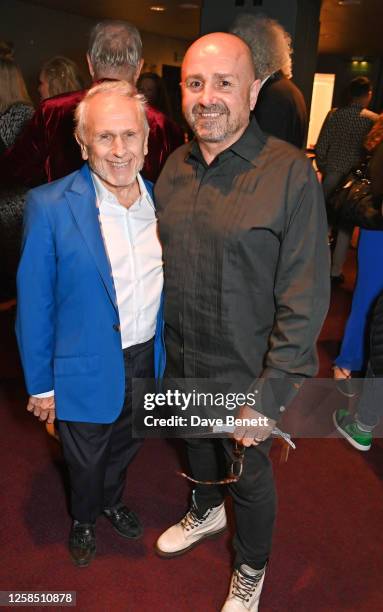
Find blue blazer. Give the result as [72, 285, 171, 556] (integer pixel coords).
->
[16, 164, 165, 423]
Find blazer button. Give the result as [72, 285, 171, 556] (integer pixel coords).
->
[113, 324, 120, 332]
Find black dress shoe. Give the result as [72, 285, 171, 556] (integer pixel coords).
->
[69, 521, 96, 567]
[103, 504, 143, 539]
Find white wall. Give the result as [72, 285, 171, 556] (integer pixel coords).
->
[307, 73, 335, 148]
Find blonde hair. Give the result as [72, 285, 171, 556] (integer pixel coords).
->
[40, 55, 83, 98]
[231, 14, 293, 81]
[0, 58, 31, 113]
[74, 79, 148, 141]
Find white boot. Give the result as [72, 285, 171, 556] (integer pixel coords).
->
[221, 564, 266, 611]
[155, 500, 226, 558]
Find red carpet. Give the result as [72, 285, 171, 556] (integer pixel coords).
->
[1, 248, 383, 611]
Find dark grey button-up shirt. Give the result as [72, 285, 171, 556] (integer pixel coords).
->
[155, 119, 330, 419]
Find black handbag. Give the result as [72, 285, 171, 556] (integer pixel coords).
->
[327, 163, 383, 231]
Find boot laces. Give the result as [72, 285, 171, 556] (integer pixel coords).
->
[231, 568, 263, 603]
[181, 505, 211, 532]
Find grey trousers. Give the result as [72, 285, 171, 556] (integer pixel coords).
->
[356, 364, 383, 430]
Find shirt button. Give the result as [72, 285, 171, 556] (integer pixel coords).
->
[113, 324, 120, 332]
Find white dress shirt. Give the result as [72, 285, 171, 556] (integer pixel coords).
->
[34, 171, 163, 398]
[93, 171, 163, 348]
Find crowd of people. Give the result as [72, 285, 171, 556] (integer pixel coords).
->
[0, 12, 382, 612]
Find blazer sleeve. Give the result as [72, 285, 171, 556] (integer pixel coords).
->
[15, 191, 56, 395]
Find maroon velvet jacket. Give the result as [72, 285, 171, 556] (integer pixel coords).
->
[0, 88, 184, 187]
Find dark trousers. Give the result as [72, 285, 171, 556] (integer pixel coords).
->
[186, 437, 276, 570]
[165, 328, 276, 570]
[57, 339, 154, 523]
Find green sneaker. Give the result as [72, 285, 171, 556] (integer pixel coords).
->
[333, 409, 372, 451]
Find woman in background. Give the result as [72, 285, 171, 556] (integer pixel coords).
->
[38, 55, 83, 100]
[334, 114, 383, 389]
[138, 71, 187, 143]
[0, 49, 33, 153]
[0, 45, 33, 305]
[137, 71, 173, 118]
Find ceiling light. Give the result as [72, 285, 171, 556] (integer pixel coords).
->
[150, 5, 166, 11]
[338, 1, 361, 6]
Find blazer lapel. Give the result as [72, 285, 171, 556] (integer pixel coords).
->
[65, 164, 118, 312]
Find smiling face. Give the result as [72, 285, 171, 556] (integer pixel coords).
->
[181, 33, 260, 152]
[77, 92, 148, 193]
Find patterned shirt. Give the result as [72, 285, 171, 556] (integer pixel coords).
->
[315, 103, 378, 175]
[0, 102, 34, 153]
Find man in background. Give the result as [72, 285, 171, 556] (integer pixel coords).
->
[231, 13, 307, 148]
[0, 20, 183, 187]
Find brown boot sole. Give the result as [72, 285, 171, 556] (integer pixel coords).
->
[154, 526, 227, 559]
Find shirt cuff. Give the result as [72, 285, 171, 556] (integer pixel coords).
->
[246, 369, 304, 420]
[33, 390, 55, 398]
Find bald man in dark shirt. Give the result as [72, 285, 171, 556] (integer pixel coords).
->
[154, 32, 329, 611]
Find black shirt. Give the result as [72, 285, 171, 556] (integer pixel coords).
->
[155, 119, 330, 419]
[254, 71, 307, 149]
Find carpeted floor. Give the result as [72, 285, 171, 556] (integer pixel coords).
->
[1, 249, 383, 612]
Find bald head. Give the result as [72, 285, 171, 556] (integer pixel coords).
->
[182, 32, 255, 82]
[181, 32, 260, 160]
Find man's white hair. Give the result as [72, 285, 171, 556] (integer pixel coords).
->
[74, 80, 148, 142]
[230, 14, 293, 81]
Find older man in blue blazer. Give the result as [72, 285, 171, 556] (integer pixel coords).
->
[16, 81, 165, 567]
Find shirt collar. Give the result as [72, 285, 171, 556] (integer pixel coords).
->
[91, 170, 154, 212]
[185, 117, 267, 168]
[260, 74, 271, 88]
